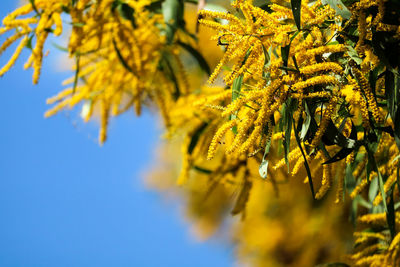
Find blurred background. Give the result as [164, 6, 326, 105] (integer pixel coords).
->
[0, 1, 233, 266]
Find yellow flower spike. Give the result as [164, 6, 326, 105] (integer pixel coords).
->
[350, 176, 375, 199]
[335, 163, 345, 203]
[207, 120, 237, 160]
[241, 2, 255, 33]
[272, 147, 302, 170]
[226, 112, 256, 154]
[356, 11, 367, 55]
[221, 97, 247, 118]
[292, 91, 332, 99]
[52, 12, 63, 36]
[35, 12, 51, 35]
[358, 212, 388, 226]
[354, 232, 387, 245]
[291, 156, 305, 176]
[154, 88, 171, 127]
[272, 132, 284, 141]
[177, 135, 193, 186]
[238, 125, 262, 155]
[355, 255, 386, 266]
[206, 41, 239, 84]
[292, 75, 339, 92]
[0, 33, 26, 57]
[111, 92, 123, 116]
[316, 154, 332, 199]
[0, 35, 28, 77]
[44, 98, 71, 118]
[99, 98, 110, 145]
[310, 26, 323, 46]
[3, 18, 37, 31]
[172, 53, 189, 95]
[46, 88, 73, 104]
[32, 32, 49, 84]
[298, 44, 347, 61]
[352, 244, 387, 260]
[194, 90, 231, 107]
[197, 19, 228, 32]
[299, 62, 343, 75]
[3, 4, 33, 21]
[198, 10, 243, 27]
[353, 67, 384, 124]
[388, 233, 400, 253]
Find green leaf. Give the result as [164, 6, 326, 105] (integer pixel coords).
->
[232, 75, 243, 102]
[322, 120, 358, 149]
[145, 0, 163, 13]
[112, 38, 134, 73]
[29, 0, 40, 15]
[25, 35, 34, 50]
[323, 121, 357, 164]
[177, 41, 211, 75]
[51, 42, 69, 52]
[188, 123, 208, 154]
[231, 179, 252, 215]
[323, 147, 353, 164]
[282, 104, 291, 171]
[294, 116, 315, 199]
[382, 1, 400, 25]
[281, 45, 290, 68]
[322, 0, 351, 20]
[162, 55, 181, 100]
[366, 145, 387, 212]
[301, 102, 312, 140]
[259, 136, 272, 179]
[72, 54, 80, 94]
[203, 3, 227, 13]
[162, 0, 184, 44]
[230, 75, 244, 134]
[356, 195, 373, 209]
[345, 162, 356, 192]
[290, 0, 302, 31]
[368, 175, 379, 203]
[117, 3, 136, 28]
[346, 45, 363, 65]
[387, 191, 396, 240]
[193, 165, 213, 174]
[281, 32, 299, 69]
[371, 31, 400, 75]
[71, 22, 85, 27]
[259, 160, 269, 179]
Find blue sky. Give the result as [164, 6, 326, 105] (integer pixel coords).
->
[0, 1, 232, 266]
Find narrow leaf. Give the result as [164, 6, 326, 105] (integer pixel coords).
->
[290, 0, 302, 31]
[294, 116, 315, 199]
[366, 146, 387, 212]
[177, 41, 211, 75]
[118, 3, 136, 28]
[322, 0, 351, 20]
[29, 0, 40, 15]
[193, 165, 213, 174]
[112, 38, 134, 73]
[231, 179, 252, 215]
[230, 75, 243, 134]
[188, 123, 208, 154]
[387, 191, 396, 240]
